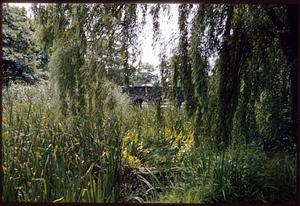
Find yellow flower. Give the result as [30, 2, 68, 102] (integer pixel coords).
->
[122, 150, 141, 167]
[123, 131, 139, 145]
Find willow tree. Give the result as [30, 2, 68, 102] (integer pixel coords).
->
[178, 4, 196, 117]
[216, 5, 256, 149]
[120, 4, 138, 93]
[33, 4, 85, 116]
[263, 5, 298, 149]
[170, 55, 179, 105]
[33, 3, 141, 115]
[190, 5, 209, 146]
[225, 5, 296, 151]
[189, 4, 226, 146]
[213, 5, 295, 150]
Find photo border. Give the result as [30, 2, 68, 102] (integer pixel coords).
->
[0, 0, 299, 205]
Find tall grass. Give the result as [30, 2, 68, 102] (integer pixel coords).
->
[2, 83, 296, 203]
[159, 144, 296, 203]
[3, 82, 123, 202]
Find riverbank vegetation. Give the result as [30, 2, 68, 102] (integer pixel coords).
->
[2, 3, 297, 203]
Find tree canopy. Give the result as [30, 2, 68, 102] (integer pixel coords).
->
[5, 3, 296, 152]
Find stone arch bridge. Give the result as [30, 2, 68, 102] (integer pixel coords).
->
[121, 85, 184, 107]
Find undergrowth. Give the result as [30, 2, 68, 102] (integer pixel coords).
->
[2, 83, 296, 203]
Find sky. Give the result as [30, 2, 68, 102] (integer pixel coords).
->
[9, 3, 181, 75]
[139, 4, 180, 73]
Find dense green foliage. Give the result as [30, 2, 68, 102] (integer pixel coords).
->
[3, 4, 36, 68]
[2, 3, 297, 203]
[3, 83, 296, 203]
[187, 4, 296, 152]
[3, 4, 48, 85]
